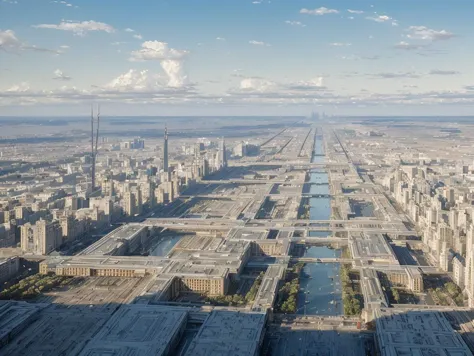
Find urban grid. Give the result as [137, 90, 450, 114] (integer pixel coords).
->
[1, 113, 474, 356]
[1, 1, 474, 356]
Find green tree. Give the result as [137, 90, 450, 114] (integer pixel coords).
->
[445, 282, 458, 296]
[392, 288, 400, 303]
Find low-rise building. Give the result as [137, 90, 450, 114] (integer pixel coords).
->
[0, 256, 20, 284]
[184, 311, 267, 356]
[375, 308, 471, 355]
[78, 305, 187, 356]
[77, 224, 148, 256]
[384, 267, 424, 293]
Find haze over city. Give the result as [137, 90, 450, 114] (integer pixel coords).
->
[1, 1, 474, 356]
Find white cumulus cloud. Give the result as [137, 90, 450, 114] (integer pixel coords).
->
[160, 60, 188, 87]
[0, 29, 60, 54]
[330, 42, 351, 46]
[0, 29, 21, 51]
[300, 7, 339, 15]
[6, 82, 30, 92]
[285, 20, 306, 27]
[105, 69, 163, 91]
[129, 41, 189, 87]
[53, 69, 71, 81]
[240, 78, 277, 92]
[130, 41, 188, 61]
[393, 41, 426, 50]
[366, 15, 393, 23]
[429, 69, 460, 76]
[51, 1, 76, 7]
[286, 77, 325, 90]
[407, 26, 455, 41]
[249, 40, 271, 46]
[34, 20, 115, 36]
[347, 9, 364, 14]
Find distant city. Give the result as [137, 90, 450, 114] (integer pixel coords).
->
[0, 113, 473, 355]
[2, 0, 474, 354]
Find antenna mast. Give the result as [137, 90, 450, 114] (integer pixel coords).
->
[90, 104, 101, 191]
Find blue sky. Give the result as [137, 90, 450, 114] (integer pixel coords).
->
[1, 0, 473, 116]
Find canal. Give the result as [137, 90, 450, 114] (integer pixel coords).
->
[150, 234, 183, 256]
[296, 132, 343, 316]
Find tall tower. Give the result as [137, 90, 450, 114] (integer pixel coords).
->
[219, 137, 227, 168]
[90, 104, 100, 191]
[163, 125, 169, 173]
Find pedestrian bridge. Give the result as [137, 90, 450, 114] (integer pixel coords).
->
[291, 237, 349, 245]
[291, 257, 354, 263]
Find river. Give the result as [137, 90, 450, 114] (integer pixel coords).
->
[296, 132, 343, 316]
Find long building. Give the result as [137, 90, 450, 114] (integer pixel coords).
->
[40, 255, 230, 296]
[375, 308, 471, 355]
[0, 256, 20, 284]
[184, 310, 266, 356]
[78, 305, 187, 356]
[77, 224, 148, 256]
[0, 301, 268, 356]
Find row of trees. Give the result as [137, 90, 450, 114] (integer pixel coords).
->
[340, 264, 363, 316]
[205, 272, 265, 307]
[0, 273, 72, 300]
[275, 262, 305, 313]
[244, 272, 265, 303]
[442, 281, 464, 306]
[205, 294, 245, 306]
[279, 279, 298, 313]
[298, 198, 311, 219]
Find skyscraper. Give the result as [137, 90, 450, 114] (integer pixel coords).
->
[219, 137, 227, 168]
[163, 125, 169, 173]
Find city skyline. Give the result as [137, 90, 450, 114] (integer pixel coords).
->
[2, 2, 474, 355]
[2, 114, 474, 354]
[1, 0, 474, 116]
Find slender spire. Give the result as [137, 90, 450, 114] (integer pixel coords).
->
[91, 104, 95, 190]
[163, 124, 169, 172]
[95, 104, 100, 159]
[220, 136, 227, 168]
[90, 104, 101, 191]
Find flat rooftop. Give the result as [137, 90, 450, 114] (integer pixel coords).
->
[375, 308, 472, 356]
[44, 255, 173, 272]
[78, 224, 147, 256]
[171, 235, 223, 253]
[0, 301, 45, 347]
[266, 329, 375, 356]
[162, 260, 229, 279]
[134, 276, 176, 304]
[252, 264, 285, 312]
[1, 303, 116, 356]
[360, 268, 388, 310]
[79, 305, 187, 356]
[227, 228, 269, 241]
[108, 224, 146, 240]
[168, 235, 249, 262]
[185, 310, 266, 356]
[349, 232, 398, 264]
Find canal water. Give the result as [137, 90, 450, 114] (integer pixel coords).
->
[296, 133, 343, 316]
[150, 234, 183, 256]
